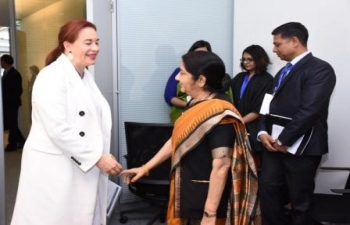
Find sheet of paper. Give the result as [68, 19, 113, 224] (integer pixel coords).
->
[271, 124, 304, 155]
[260, 93, 273, 115]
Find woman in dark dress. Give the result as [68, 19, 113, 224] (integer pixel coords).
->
[123, 51, 260, 225]
[231, 45, 274, 165]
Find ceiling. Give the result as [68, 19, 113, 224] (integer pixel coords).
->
[15, 0, 60, 20]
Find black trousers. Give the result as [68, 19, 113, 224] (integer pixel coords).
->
[260, 151, 322, 225]
[3, 104, 25, 146]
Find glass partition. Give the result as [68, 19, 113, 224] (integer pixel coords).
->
[2, 1, 86, 223]
[14, 0, 86, 137]
[0, 27, 10, 76]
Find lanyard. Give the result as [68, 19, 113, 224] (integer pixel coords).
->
[240, 73, 250, 99]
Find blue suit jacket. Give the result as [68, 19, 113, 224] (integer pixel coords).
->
[261, 53, 336, 155]
[1, 66, 23, 106]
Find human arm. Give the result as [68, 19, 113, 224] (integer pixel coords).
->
[255, 72, 287, 152]
[277, 60, 336, 146]
[4, 69, 23, 103]
[14, 70, 23, 100]
[242, 112, 260, 124]
[257, 118, 286, 153]
[200, 124, 234, 224]
[32, 64, 113, 172]
[170, 96, 187, 108]
[259, 133, 286, 153]
[96, 154, 123, 175]
[202, 157, 231, 224]
[121, 138, 172, 183]
[164, 67, 187, 107]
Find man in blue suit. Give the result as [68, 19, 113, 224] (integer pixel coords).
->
[258, 22, 336, 225]
[1, 54, 25, 151]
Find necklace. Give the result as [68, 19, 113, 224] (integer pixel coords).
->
[189, 92, 216, 107]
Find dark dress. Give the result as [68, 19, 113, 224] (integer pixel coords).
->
[180, 93, 235, 219]
[231, 71, 274, 152]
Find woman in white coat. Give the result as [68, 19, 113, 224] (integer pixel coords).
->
[11, 19, 122, 225]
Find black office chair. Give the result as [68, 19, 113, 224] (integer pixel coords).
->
[312, 167, 350, 225]
[119, 122, 173, 225]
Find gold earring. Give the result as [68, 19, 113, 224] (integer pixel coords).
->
[67, 51, 74, 61]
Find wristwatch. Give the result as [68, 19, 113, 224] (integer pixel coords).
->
[204, 210, 216, 218]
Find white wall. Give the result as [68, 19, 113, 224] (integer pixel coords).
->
[0, 28, 10, 76]
[117, 0, 233, 202]
[0, 0, 11, 26]
[233, 0, 350, 193]
[0, 27, 10, 53]
[118, 0, 233, 123]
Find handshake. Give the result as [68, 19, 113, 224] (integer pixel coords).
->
[96, 153, 148, 184]
[96, 154, 123, 175]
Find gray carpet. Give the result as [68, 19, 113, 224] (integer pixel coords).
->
[5, 148, 22, 225]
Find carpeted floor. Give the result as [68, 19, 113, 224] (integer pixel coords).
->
[4, 148, 22, 225]
[4, 131, 165, 225]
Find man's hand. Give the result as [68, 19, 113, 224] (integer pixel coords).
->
[259, 133, 277, 152]
[272, 139, 288, 153]
[260, 134, 288, 153]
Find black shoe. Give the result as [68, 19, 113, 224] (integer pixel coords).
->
[5, 144, 17, 152]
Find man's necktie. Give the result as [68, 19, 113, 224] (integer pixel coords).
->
[279, 62, 293, 81]
[274, 62, 293, 92]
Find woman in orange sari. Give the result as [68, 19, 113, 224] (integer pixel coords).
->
[122, 51, 260, 225]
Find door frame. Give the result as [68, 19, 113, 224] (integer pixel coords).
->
[0, 1, 117, 224]
[86, 0, 119, 175]
[0, 0, 17, 222]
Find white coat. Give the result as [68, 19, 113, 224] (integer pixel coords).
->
[11, 54, 112, 225]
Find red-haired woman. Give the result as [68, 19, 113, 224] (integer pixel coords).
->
[11, 19, 122, 225]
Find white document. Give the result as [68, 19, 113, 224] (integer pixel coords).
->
[271, 124, 304, 155]
[107, 180, 122, 218]
[260, 93, 273, 115]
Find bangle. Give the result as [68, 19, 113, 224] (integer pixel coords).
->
[142, 165, 150, 176]
[204, 210, 216, 218]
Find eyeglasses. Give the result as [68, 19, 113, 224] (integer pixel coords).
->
[240, 58, 254, 63]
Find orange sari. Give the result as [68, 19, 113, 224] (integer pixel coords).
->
[167, 99, 261, 225]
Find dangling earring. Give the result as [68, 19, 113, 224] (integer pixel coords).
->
[67, 51, 74, 61]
